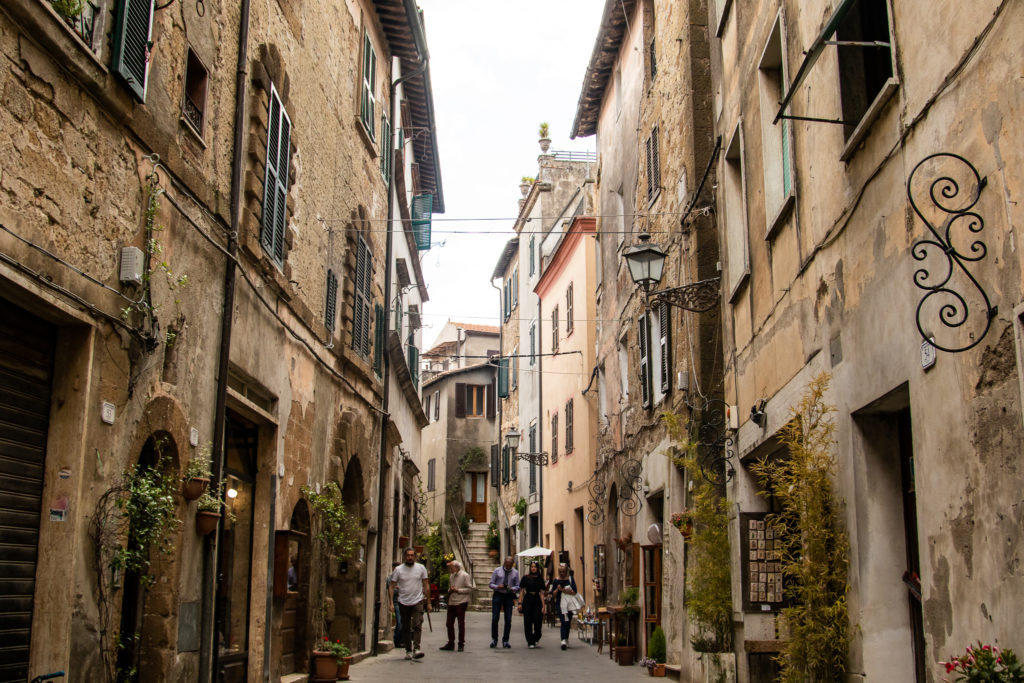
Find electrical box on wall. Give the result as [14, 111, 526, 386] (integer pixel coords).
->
[119, 246, 144, 285]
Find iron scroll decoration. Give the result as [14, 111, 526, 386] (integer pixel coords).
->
[585, 473, 607, 526]
[909, 153, 996, 353]
[618, 457, 644, 517]
[689, 398, 736, 486]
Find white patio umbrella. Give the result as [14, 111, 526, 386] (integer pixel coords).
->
[516, 545, 552, 558]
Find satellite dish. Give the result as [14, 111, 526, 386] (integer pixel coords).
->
[647, 523, 663, 545]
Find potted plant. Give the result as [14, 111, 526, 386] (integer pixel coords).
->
[670, 510, 694, 539]
[647, 625, 667, 676]
[195, 485, 227, 535]
[181, 452, 212, 501]
[302, 482, 359, 671]
[941, 643, 1023, 681]
[312, 637, 351, 680]
[50, 0, 83, 23]
[486, 521, 500, 559]
[519, 176, 534, 197]
[538, 122, 551, 153]
[616, 587, 640, 665]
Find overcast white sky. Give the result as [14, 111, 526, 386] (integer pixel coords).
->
[416, 0, 604, 349]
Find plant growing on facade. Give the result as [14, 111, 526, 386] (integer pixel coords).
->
[91, 439, 181, 683]
[445, 447, 487, 511]
[302, 482, 359, 561]
[941, 644, 1024, 682]
[663, 410, 732, 652]
[50, 0, 83, 19]
[751, 372, 851, 682]
[513, 497, 527, 529]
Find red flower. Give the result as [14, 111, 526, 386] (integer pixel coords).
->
[943, 661, 955, 673]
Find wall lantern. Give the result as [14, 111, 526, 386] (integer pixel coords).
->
[623, 232, 720, 313]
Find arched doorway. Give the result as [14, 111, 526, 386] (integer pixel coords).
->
[276, 499, 311, 675]
[116, 432, 182, 682]
[330, 457, 365, 649]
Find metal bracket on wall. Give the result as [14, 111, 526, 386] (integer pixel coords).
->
[688, 397, 736, 486]
[909, 153, 996, 353]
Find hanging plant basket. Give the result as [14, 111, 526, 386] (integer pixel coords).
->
[195, 510, 221, 535]
[182, 477, 210, 501]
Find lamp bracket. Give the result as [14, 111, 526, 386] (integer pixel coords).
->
[648, 277, 721, 313]
[513, 451, 549, 466]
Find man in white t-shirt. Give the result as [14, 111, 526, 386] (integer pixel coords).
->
[388, 547, 431, 659]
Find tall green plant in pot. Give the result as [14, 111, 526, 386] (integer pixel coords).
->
[751, 373, 850, 682]
[663, 412, 733, 653]
[303, 482, 359, 655]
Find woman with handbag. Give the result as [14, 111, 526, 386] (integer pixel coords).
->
[548, 563, 583, 650]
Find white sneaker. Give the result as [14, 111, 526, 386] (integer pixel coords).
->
[560, 639, 567, 650]
[404, 651, 413, 660]
[529, 643, 536, 649]
[413, 649, 425, 659]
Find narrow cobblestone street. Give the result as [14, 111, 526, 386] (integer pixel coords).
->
[352, 610, 651, 681]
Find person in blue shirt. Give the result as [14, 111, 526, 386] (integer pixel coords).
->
[488, 555, 520, 648]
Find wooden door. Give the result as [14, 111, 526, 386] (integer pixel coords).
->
[642, 545, 662, 652]
[464, 472, 487, 522]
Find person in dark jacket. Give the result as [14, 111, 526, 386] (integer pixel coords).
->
[547, 563, 579, 650]
[517, 561, 547, 648]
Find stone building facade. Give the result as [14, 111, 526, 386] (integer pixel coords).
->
[0, 0, 441, 680]
[711, 0, 1023, 680]
[570, 0, 720, 670]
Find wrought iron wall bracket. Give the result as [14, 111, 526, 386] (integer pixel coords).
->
[648, 277, 721, 313]
[909, 153, 996, 353]
[513, 451, 549, 466]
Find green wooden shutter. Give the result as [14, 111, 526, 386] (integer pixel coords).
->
[497, 357, 509, 398]
[373, 303, 384, 375]
[566, 399, 573, 452]
[639, 313, 651, 407]
[361, 33, 376, 139]
[325, 269, 338, 331]
[380, 114, 392, 182]
[110, 0, 154, 102]
[352, 238, 371, 357]
[261, 86, 290, 265]
[529, 324, 535, 365]
[781, 119, 792, 196]
[407, 342, 419, 386]
[529, 235, 535, 275]
[491, 444, 500, 488]
[502, 445, 509, 484]
[411, 194, 433, 250]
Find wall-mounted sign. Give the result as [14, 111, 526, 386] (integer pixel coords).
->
[741, 512, 784, 613]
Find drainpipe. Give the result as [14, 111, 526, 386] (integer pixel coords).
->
[370, 54, 428, 658]
[536, 291, 544, 575]
[199, 0, 251, 678]
[490, 279, 503, 550]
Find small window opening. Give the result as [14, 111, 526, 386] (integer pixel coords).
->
[183, 48, 209, 136]
[837, 0, 894, 139]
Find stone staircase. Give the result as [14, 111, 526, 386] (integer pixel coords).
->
[464, 522, 495, 611]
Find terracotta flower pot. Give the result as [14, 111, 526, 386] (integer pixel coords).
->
[182, 477, 209, 501]
[488, 549, 498, 559]
[311, 650, 339, 681]
[616, 645, 636, 666]
[195, 510, 221, 535]
[413, 544, 425, 556]
[398, 535, 409, 549]
[338, 655, 352, 681]
[651, 663, 666, 677]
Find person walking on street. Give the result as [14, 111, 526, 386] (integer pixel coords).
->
[548, 563, 579, 650]
[388, 548, 431, 660]
[440, 560, 474, 652]
[488, 555, 520, 648]
[517, 560, 546, 648]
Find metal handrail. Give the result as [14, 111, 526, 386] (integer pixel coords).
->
[446, 500, 473, 578]
[551, 150, 597, 163]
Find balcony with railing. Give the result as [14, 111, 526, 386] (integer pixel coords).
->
[550, 150, 597, 163]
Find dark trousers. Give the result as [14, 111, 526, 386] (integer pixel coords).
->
[398, 600, 424, 652]
[557, 607, 573, 640]
[491, 592, 515, 643]
[445, 602, 468, 646]
[522, 598, 543, 645]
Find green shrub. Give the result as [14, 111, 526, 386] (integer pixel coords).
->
[648, 626, 667, 664]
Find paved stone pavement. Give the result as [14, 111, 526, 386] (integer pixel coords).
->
[351, 609, 651, 682]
